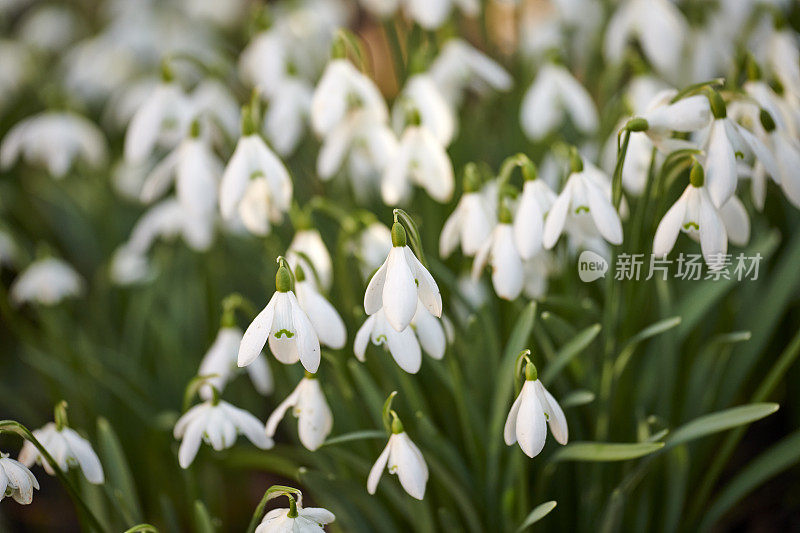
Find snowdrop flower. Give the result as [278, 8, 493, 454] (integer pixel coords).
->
[238, 261, 321, 373]
[653, 162, 727, 269]
[543, 156, 623, 249]
[355, 302, 446, 373]
[353, 221, 392, 277]
[0, 40, 34, 103]
[364, 222, 442, 332]
[1, 112, 107, 178]
[767, 30, 800, 100]
[429, 39, 513, 107]
[440, 166, 494, 258]
[10, 257, 84, 306]
[124, 78, 190, 163]
[109, 245, 154, 286]
[604, 0, 688, 78]
[522, 252, 557, 300]
[749, 108, 800, 210]
[520, 63, 598, 142]
[266, 374, 333, 451]
[504, 362, 568, 458]
[317, 109, 398, 188]
[263, 78, 314, 156]
[472, 205, 524, 300]
[368, 417, 428, 500]
[199, 326, 273, 398]
[311, 59, 388, 138]
[294, 265, 346, 349]
[392, 74, 456, 146]
[255, 495, 335, 533]
[19, 417, 104, 484]
[219, 125, 292, 236]
[703, 91, 776, 208]
[634, 92, 711, 151]
[382, 118, 454, 205]
[0, 453, 38, 504]
[287, 228, 333, 292]
[16, 5, 79, 52]
[514, 177, 557, 260]
[173, 397, 272, 468]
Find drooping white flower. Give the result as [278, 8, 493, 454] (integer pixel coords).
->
[0, 112, 107, 178]
[439, 177, 494, 258]
[173, 399, 272, 468]
[109, 245, 154, 286]
[653, 164, 728, 269]
[472, 208, 524, 301]
[0, 40, 34, 104]
[522, 251, 557, 300]
[124, 80, 190, 163]
[382, 124, 454, 205]
[368, 425, 428, 500]
[255, 501, 335, 533]
[543, 160, 623, 249]
[364, 223, 442, 332]
[392, 74, 456, 146]
[636, 92, 711, 151]
[198, 326, 273, 398]
[287, 229, 333, 292]
[719, 196, 750, 248]
[265, 375, 333, 451]
[513, 178, 557, 260]
[311, 59, 388, 138]
[10, 257, 84, 306]
[238, 263, 321, 373]
[219, 133, 292, 236]
[429, 39, 513, 107]
[263, 78, 314, 157]
[355, 303, 446, 373]
[293, 267, 346, 350]
[0, 453, 39, 504]
[603, 0, 688, 78]
[504, 365, 568, 458]
[767, 30, 800, 100]
[19, 423, 104, 484]
[520, 63, 598, 141]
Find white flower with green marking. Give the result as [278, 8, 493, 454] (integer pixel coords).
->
[19, 422, 104, 484]
[266, 375, 333, 451]
[0, 453, 38, 504]
[368, 417, 428, 500]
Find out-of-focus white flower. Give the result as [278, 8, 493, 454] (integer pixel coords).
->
[311, 59, 388, 138]
[219, 133, 292, 236]
[504, 364, 568, 458]
[61, 36, 139, 103]
[429, 39, 513, 107]
[16, 5, 79, 52]
[109, 245, 154, 286]
[0, 229, 18, 267]
[637, 92, 711, 150]
[440, 177, 494, 258]
[263, 78, 314, 156]
[767, 30, 800, 100]
[189, 79, 241, 142]
[368, 424, 428, 500]
[255, 500, 335, 533]
[199, 327, 273, 398]
[522, 251, 557, 300]
[238, 263, 321, 373]
[359, 0, 477, 30]
[543, 160, 623, 249]
[294, 266, 346, 350]
[392, 74, 456, 146]
[382, 124, 454, 205]
[353, 222, 392, 277]
[520, 63, 598, 141]
[355, 308, 422, 373]
[364, 223, 442, 332]
[173, 399, 272, 468]
[1, 112, 107, 178]
[472, 210, 524, 301]
[266, 375, 333, 451]
[720, 196, 750, 248]
[19, 423, 104, 484]
[287, 229, 333, 292]
[604, 0, 688, 78]
[317, 109, 398, 188]
[513, 179, 557, 260]
[410, 301, 447, 360]
[124, 81, 190, 163]
[653, 163, 728, 269]
[0, 40, 34, 104]
[0, 453, 38, 504]
[10, 258, 84, 306]
[183, 0, 247, 28]
[239, 30, 290, 94]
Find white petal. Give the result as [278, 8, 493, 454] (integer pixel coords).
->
[367, 440, 391, 494]
[238, 295, 277, 367]
[503, 391, 523, 446]
[62, 429, 104, 484]
[653, 188, 689, 257]
[392, 433, 428, 500]
[719, 196, 750, 247]
[363, 259, 388, 315]
[705, 120, 738, 207]
[585, 177, 623, 245]
[178, 419, 204, 469]
[698, 190, 728, 268]
[404, 247, 442, 318]
[354, 315, 375, 362]
[542, 181, 572, 249]
[296, 282, 346, 349]
[535, 381, 568, 445]
[413, 305, 446, 360]
[296, 379, 333, 451]
[288, 293, 321, 373]
[383, 247, 418, 332]
[513, 187, 544, 260]
[491, 224, 524, 300]
[439, 206, 462, 258]
[386, 326, 422, 374]
[515, 381, 548, 458]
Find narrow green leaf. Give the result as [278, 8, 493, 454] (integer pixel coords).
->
[517, 501, 557, 531]
[193, 500, 215, 533]
[551, 442, 664, 462]
[614, 317, 681, 377]
[665, 403, 779, 449]
[560, 390, 595, 408]
[322, 430, 386, 447]
[96, 417, 143, 524]
[541, 323, 601, 383]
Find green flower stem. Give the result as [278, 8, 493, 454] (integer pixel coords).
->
[0, 421, 108, 532]
[246, 486, 303, 533]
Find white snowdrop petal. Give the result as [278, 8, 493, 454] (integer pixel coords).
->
[383, 248, 418, 332]
[413, 306, 446, 360]
[542, 181, 572, 249]
[705, 120, 738, 208]
[266, 386, 302, 438]
[178, 419, 205, 469]
[719, 196, 750, 247]
[238, 296, 277, 367]
[386, 326, 423, 374]
[61, 429, 104, 484]
[698, 191, 728, 268]
[536, 381, 569, 445]
[367, 441, 392, 494]
[288, 293, 321, 373]
[653, 189, 689, 257]
[392, 433, 428, 500]
[491, 225, 524, 300]
[404, 247, 442, 318]
[515, 382, 548, 458]
[354, 315, 376, 362]
[363, 260, 388, 315]
[503, 391, 523, 446]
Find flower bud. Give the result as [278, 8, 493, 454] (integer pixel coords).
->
[391, 222, 407, 247]
[625, 117, 649, 132]
[276, 264, 293, 292]
[525, 362, 538, 381]
[391, 415, 404, 434]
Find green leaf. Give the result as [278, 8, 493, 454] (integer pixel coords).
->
[665, 403, 779, 449]
[541, 323, 601, 384]
[560, 390, 595, 408]
[700, 430, 800, 531]
[322, 430, 386, 447]
[614, 316, 681, 377]
[517, 501, 557, 531]
[97, 417, 143, 525]
[193, 500, 215, 533]
[551, 442, 664, 462]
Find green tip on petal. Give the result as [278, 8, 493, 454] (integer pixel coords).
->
[391, 222, 407, 247]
